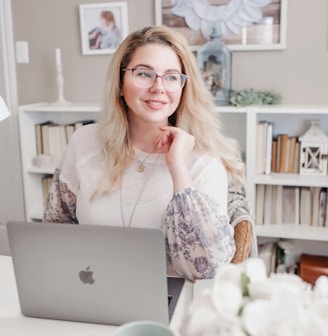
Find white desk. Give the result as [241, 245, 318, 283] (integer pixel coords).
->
[0, 256, 193, 336]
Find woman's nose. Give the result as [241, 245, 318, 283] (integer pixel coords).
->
[150, 76, 165, 93]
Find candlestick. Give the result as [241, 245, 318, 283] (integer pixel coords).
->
[55, 48, 61, 67]
[52, 48, 71, 106]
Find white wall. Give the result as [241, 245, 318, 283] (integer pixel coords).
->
[0, 0, 25, 228]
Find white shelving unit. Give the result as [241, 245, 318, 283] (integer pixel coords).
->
[18, 103, 328, 258]
[19, 103, 100, 221]
[246, 105, 328, 258]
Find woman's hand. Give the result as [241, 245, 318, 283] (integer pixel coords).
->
[156, 126, 195, 192]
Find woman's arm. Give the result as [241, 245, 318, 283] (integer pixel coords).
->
[163, 188, 235, 281]
[43, 168, 78, 224]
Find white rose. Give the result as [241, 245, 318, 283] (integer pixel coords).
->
[214, 263, 245, 288]
[244, 258, 267, 283]
[313, 275, 328, 300]
[211, 280, 243, 315]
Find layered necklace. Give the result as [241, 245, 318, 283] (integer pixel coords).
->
[120, 150, 161, 227]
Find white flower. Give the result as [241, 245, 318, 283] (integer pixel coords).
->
[313, 275, 328, 300]
[277, 240, 294, 255]
[211, 280, 243, 315]
[180, 258, 328, 336]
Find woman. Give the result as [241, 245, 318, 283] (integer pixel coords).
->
[43, 25, 245, 281]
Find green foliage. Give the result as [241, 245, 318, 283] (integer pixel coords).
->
[241, 272, 250, 297]
[229, 89, 282, 107]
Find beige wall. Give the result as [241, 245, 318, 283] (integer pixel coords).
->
[12, 0, 156, 104]
[1, 0, 328, 225]
[12, 0, 328, 105]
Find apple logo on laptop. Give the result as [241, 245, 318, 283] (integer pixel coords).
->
[79, 266, 95, 284]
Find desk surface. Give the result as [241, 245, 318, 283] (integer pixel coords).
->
[0, 255, 193, 336]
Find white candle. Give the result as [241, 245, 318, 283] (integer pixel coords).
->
[55, 48, 61, 67]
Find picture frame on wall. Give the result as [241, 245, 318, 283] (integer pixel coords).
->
[79, 2, 128, 55]
[155, 0, 287, 51]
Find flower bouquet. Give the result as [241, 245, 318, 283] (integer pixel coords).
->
[180, 258, 328, 336]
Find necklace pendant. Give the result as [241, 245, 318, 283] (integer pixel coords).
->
[137, 164, 145, 172]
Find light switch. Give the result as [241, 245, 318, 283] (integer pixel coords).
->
[16, 41, 29, 63]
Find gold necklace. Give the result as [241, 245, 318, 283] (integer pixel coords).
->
[135, 150, 154, 172]
[121, 154, 161, 227]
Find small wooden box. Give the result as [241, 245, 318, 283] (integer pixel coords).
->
[298, 254, 328, 286]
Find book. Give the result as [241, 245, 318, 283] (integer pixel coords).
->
[256, 122, 267, 174]
[271, 185, 277, 223]
[35, 120, 53, 155]
[264, 123, 273, 175]
[283, 137, 291, 173]
[300, 187, 312, 225]
[288, 136, 297, 173]
[65, 123, 76, 143]
[271, 139, 278, 172]
[275, 185, 283, 224]
[48, 124, 67, 165]
[311, 187, 321, 227]
[282, 186, 296, 224]
[255, 184, 265, 225]
[294, 187, 300, 225]
[35, 123, 43, 155]
[258, 242, 277, 275]
[263, 185, 272, 224]
[293, 141, 301, 173]
[75, 119, 95, 129]
[318, 188, 327, 227]
[278, 134, 288, 173]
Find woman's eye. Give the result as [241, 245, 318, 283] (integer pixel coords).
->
[136, 70, 153, 79]
[165, 74, 179, 82]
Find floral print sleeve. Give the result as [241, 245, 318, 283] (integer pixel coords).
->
[163, 188, 235, 281]
[43, 168, 78, 224]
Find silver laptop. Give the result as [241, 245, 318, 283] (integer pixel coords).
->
[6, 221, 185, 326]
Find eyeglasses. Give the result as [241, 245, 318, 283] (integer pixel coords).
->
[123, 68, 187, 92]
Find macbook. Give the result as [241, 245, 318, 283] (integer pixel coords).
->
[6, 221, 185, 326]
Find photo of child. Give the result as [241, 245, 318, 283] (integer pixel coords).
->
[79, 2, 128, 55]
[88, 10, 121, 50]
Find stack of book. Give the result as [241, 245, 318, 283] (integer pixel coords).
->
[256, 121, 301, 175]
[35, 119, 95, 165]
[256, 185, 328, 226]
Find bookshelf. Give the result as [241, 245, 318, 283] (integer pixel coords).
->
[242, 105, 328, 265]
[18, 103, 328, 259]
[19, 103, 100, 221]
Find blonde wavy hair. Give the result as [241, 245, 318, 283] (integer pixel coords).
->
[94, 25, 245, 198]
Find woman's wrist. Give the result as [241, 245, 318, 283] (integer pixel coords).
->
[169, 163, 193, 193]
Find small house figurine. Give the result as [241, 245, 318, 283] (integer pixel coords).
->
[299, 120, 328, 175]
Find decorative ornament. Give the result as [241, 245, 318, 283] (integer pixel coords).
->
[170, 0, 272, 40]
[299, 120, 328, 176]
[197, 27, 231, 106]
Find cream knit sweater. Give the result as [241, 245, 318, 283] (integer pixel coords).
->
[44, 124, 236, 280]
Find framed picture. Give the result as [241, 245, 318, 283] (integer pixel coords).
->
[79, 2, 128, 55]
[155, 0, 287, 51]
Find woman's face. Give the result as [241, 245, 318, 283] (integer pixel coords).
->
[121, 44, 183, 127]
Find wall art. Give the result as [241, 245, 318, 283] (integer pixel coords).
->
[79, 2, 128, 55]
[155, 0, 287, 51]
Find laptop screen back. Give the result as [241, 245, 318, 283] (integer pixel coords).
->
[7, 221, 171, 326]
